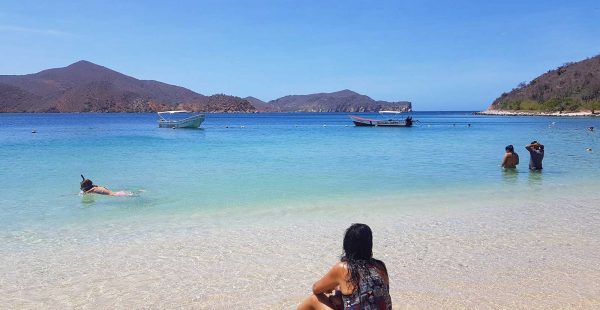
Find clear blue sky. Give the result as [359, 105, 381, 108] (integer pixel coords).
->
[1, 0, 599, 110]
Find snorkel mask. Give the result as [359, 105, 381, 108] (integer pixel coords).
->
[80, 174, 94, 192]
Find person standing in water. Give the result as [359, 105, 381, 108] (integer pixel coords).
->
[525, 141, 544, 170]
[501, 145, 519, 168]
[80, 175, 132, 196]
[298, 223, 392, 310]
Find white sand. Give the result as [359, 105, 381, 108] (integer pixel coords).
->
[1, 190, 600, 309]
[477, 110, 597, 117]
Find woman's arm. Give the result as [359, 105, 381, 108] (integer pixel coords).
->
[312, 263, 344, 295]
[501, 153, 509, 167]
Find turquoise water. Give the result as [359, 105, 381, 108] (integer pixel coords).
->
[1, 112, 599, 232]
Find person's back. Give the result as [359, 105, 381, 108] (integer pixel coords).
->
[341, 261, 391, 310]
[298, 223, 392, 310]
[502, 145, 519, 168]
[525, 141, 544, 170]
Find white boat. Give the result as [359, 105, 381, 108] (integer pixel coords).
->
[158, 111, 205, 128]
[350, 111, 414, 127]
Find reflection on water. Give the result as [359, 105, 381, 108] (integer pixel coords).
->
[80, 193, 96, 204]
[502, 168, 519, 184]
[528, 170, 543, 186]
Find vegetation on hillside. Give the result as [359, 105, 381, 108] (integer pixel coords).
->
[490, 55, 600, 113]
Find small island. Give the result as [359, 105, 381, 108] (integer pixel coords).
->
[478, 54, 600, 116]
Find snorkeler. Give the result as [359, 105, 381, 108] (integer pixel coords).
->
[501, 145, 519, 168]
[80, 175, 132, 196]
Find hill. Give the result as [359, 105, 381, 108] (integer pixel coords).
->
[0, 61, 255, 112]
[487, 55, 600, 113]
[243, 96, 275, 112]
[264, 89, 411, 112]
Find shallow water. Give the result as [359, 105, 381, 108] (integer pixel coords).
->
[1, 112, 599, 308]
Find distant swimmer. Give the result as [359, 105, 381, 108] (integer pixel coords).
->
[525, 141, 544, 171]
[501, 145, 519, 168]
[80, 175, 133, 196]
[588, 126, 594, 132]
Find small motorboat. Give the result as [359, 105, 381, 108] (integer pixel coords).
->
[157, 111, 205, 128]
[350, 111, 413, 127]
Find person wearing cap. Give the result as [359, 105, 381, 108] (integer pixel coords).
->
[80, 175, 132, 196]
[525, 141, 544, 170]
[501, 145, 519, 168]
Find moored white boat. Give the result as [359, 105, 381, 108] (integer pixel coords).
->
[158, 111, 205, 128]
[350, 111, 413, 127]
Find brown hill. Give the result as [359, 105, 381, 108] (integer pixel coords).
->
[488, 54, 600, 112]
[243, 96, 275, 112]
[265, 89, 411, 112]
[0, 60, 255, 112]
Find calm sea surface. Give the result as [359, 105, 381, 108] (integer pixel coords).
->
[1, 112, 599, 233]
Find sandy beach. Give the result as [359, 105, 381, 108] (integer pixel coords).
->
[2, 186, 600, 309]
[476, 110, 598, 117]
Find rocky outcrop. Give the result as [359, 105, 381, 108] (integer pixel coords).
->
[263, 89, 411, 112]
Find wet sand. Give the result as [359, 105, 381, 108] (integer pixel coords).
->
[2, 190, 600, 309]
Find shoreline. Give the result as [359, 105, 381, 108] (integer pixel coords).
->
[2, 185, 600, 309]
[475, 110, 598, 117]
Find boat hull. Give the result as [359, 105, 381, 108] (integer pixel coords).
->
[350, 116, 412, 127]
[159, 114, 205, 128]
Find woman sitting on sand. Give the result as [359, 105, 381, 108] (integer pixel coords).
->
[298, 223, 392, 310]
[80, 175, 132, 196]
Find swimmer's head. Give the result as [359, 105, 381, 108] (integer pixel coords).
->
[80, 175, 93, 192]
[505, 145, 514, 153]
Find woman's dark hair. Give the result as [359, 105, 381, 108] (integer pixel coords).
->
[341, 223, 384, 290]
[505, 145, 514, 153]
[80, 175, 94, 191]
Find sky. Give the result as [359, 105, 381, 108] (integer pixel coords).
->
[1, 0, 599, 110]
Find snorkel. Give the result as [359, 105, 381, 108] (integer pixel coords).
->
[80, 175, 94, 192]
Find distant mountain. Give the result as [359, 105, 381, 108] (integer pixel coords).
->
[259, 89, 411, 112]
[487, 54, 600, 113]
[0, 60, 255, 112]
[243, 96, 274, 112]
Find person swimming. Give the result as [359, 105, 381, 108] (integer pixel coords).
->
[501, 144, 519, 168]
[80, 175, 132, 196]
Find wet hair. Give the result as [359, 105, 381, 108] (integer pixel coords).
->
[80, 175, 94, 191]
[505, 145, 514, 153]
[341, 223, 385, 290]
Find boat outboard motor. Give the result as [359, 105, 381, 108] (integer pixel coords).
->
[405, 116, 413, 127]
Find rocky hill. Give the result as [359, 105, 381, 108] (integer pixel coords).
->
[487, 54, 600, 113]
[243, 96, 275, 112]
[258, 89, 411, 112]
[0, 61, 255, 112]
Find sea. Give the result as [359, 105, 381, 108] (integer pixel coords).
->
[1, 112, 599, 308]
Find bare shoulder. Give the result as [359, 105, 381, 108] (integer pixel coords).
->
[332, 261, 349, 274]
